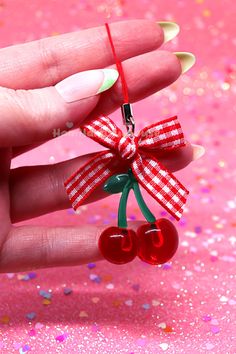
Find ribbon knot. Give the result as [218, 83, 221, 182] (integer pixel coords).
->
[118, 134, 138, 160]
[64, 115, 189, 221]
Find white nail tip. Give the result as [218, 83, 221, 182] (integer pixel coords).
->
[158, 22, 180, 43]
[174, 52, 196, 73]
[192, 144, 205, 160]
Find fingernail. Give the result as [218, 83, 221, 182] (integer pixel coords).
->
[157, 21, 180, 43]
[192, 144, 205, 160]
[55, 68, 119, 103]
[174, 52, 196, 73]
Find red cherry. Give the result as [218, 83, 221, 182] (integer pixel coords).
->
[98, 227, 138, 265]
[137, 219, 179, 265]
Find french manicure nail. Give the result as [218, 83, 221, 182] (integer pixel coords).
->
[174, 52, 196, 73]
[55, 68, 119, 103]
[192, 144, 205, 160]
[157, 21, 180, 43]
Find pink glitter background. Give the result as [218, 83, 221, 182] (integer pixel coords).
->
[0, 0, 236, 353]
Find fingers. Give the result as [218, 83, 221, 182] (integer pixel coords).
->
[0, 221, 144, 272]
[0, 69, 113, 147]
[0, 149, 11, 232]
[0, 20, 165, 89]
[10, 143, 195, 223]
[1, 50, 181, 148]
[92, 50, 182, 117]
[0, 225, 103, 272]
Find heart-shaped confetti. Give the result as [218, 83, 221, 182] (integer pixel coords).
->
[89, 274, 101, 283]
[91, 297, 100, 303]
[205, 343, 215, 350]
[159, 343, 169, 351]
[112, 299, 122, 307]
[28, 272, 37, 279]
[28, 329, 36, 337]
[6, 273, 15, 279]
[228, 299, 236, 305]
[152, 300, 160, 307]
[103, 274, 112, 282]
[220, 296, 228, 302]
[35, 322, 44, 330]
[162, 263, 172, 270]
[26, 312, 36, 320]
[79, 311, 88, 318]
[125, 299, 133, 306]
[211, 326, 220, 334]
[17, 274, 25, 280]
[158, 322, 167, 329]
[131, 284, 140, 292]
[22, 344, 31, 352]
[202, 314, 212, 322]
[87, 263, 96, 269]
[163, 326, 173, 333]
[42, 299, 51, 305]
[63, 287, 72, 295]
[106, 283, 114, 289]
[13, 342, 22, 350]
[91, 324, 100, 332]
[142, 303, 150, 310]
[39, 290, 52, 299]
[1, 315, 10, 324]
[89, 274, 97, 280]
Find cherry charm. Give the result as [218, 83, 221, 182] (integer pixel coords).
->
[100, 171, 180, 265]
[137, 219, 179, 265]
[99, 227, 138, 264]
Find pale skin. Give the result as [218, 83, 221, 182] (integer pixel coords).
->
[0, 20, 194, 272]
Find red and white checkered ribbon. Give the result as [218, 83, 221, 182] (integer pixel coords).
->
[64, 115, 189, 220]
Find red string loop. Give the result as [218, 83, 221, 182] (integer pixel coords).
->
[105, 23, 129, 104]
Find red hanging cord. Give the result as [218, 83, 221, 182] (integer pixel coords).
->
[105, 23, 129, 104]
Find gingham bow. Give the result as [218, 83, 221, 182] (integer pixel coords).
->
[64, 115, 189, 220]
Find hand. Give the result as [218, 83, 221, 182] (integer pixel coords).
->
[0, 20, 202, 272]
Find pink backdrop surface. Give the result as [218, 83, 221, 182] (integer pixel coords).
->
[0, 0, 236, 353]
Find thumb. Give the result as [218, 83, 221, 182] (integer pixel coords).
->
[0, 69, 119, 147]
[0, 221, 143, 272]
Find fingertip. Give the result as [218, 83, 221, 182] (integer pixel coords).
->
[157, 22, 180, 43]
[192, 144, 205, 161]
[112, 19, 165, 52]
[157, 141, 194, 172]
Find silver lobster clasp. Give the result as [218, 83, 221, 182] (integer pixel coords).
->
[121, 103, 135, 134]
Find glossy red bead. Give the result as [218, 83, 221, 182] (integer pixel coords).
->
[137, 219, 179, 265]
[99, 227, 138, 265]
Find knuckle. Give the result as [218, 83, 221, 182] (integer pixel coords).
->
[47, 164, 64, 202]
[40, 227, 57, 267]
[0, 87, 28, 124]
[108, 78, 123, 107]
[6, 88, 41, 132]
[37, 38, 61, 85]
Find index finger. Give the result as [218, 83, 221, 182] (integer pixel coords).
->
[0, 20, 165, 90]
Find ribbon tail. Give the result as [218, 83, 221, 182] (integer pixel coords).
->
[64, 151, 115, 212]
[138, 116, 186, 150]
[81, 116, 122, 149]
[131, 154, 189, 221]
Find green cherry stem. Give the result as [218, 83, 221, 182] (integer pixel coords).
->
[132, 181, 156, 223]
[118, 181, 132, 229]
[127, 169, 156, 223]
[117, 169, 156, 228]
